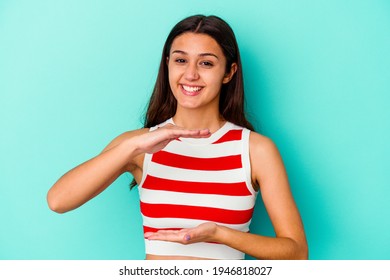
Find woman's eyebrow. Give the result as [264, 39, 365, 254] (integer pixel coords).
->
[171, 50, 219, 60]
[199, 53, 219, 60]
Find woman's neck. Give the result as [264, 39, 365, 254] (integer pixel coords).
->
[172, 108, 225, 133]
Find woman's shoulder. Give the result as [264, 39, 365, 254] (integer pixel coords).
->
[249, 131, 281, 162]
[248, 131, 286, 186]
[249, 131, 275, 147]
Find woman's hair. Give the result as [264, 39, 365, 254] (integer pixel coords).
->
[144, 14, 254, 130]
[131, 15, 253, 189]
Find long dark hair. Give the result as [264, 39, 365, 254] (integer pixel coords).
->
[131, 15, 253, 189]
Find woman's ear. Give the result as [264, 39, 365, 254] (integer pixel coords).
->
[166, 56, 169, 65]
[222, 63, 238, 84]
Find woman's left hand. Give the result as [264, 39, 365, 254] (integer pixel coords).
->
[144, 222, 218, 244]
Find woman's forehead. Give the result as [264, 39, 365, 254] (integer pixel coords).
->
[169, 32, 224, 57]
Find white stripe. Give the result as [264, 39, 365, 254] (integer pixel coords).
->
[141, 189, 256, 210]
[142, 216, 252, 232]
[138, 152, 152, 188]
[147, 162, 245, 183]
[242, 129, 258, 195]
[144, 239, 244, 259]
[164, 140, 241, 158]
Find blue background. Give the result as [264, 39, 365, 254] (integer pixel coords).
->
[1, 0, 389, 259]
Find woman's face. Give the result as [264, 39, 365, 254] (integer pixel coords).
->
[167, 32, 236, 112]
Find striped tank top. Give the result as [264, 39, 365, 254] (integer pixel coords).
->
[138, 118, 257, 259]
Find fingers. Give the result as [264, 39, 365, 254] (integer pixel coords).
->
[135, 124, 212, 155]
[144, 232, 154, 239]
[160, 124, 211, 139]
[144, 230, 185, 243]
[166, 127, 211, 139]
[144, 231, 195, 246]
[144, 223, 217, 244]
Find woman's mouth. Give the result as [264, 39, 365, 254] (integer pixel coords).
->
[181, 85, 203, 96]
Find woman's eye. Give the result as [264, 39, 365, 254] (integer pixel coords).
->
[201, 61, 213, 67]
[175, 58, 186, 63]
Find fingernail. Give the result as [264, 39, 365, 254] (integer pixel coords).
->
[185, 234, 191, 241]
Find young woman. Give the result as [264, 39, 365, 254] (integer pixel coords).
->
[47, 15, 308, 260]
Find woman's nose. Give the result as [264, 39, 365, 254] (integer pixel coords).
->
[184, 62, 199, 81]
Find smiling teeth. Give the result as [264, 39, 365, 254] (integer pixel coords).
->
[183, 85, 202, 92]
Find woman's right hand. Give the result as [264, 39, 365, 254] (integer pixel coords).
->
[132, 124, 211, 155]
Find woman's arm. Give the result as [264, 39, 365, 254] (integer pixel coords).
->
[46, 129, 147, 213]
[238, 132, 307, 259]
[144, 132, 308, 259]
[47, 125, 211, 214]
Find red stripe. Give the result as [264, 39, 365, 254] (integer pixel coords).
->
[152, 151, 242, 170]
[143, 226, 182, 233]
[213, 129, 242, 144]
[143, 175, 252, 196]
[140, 202, 254, 225]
